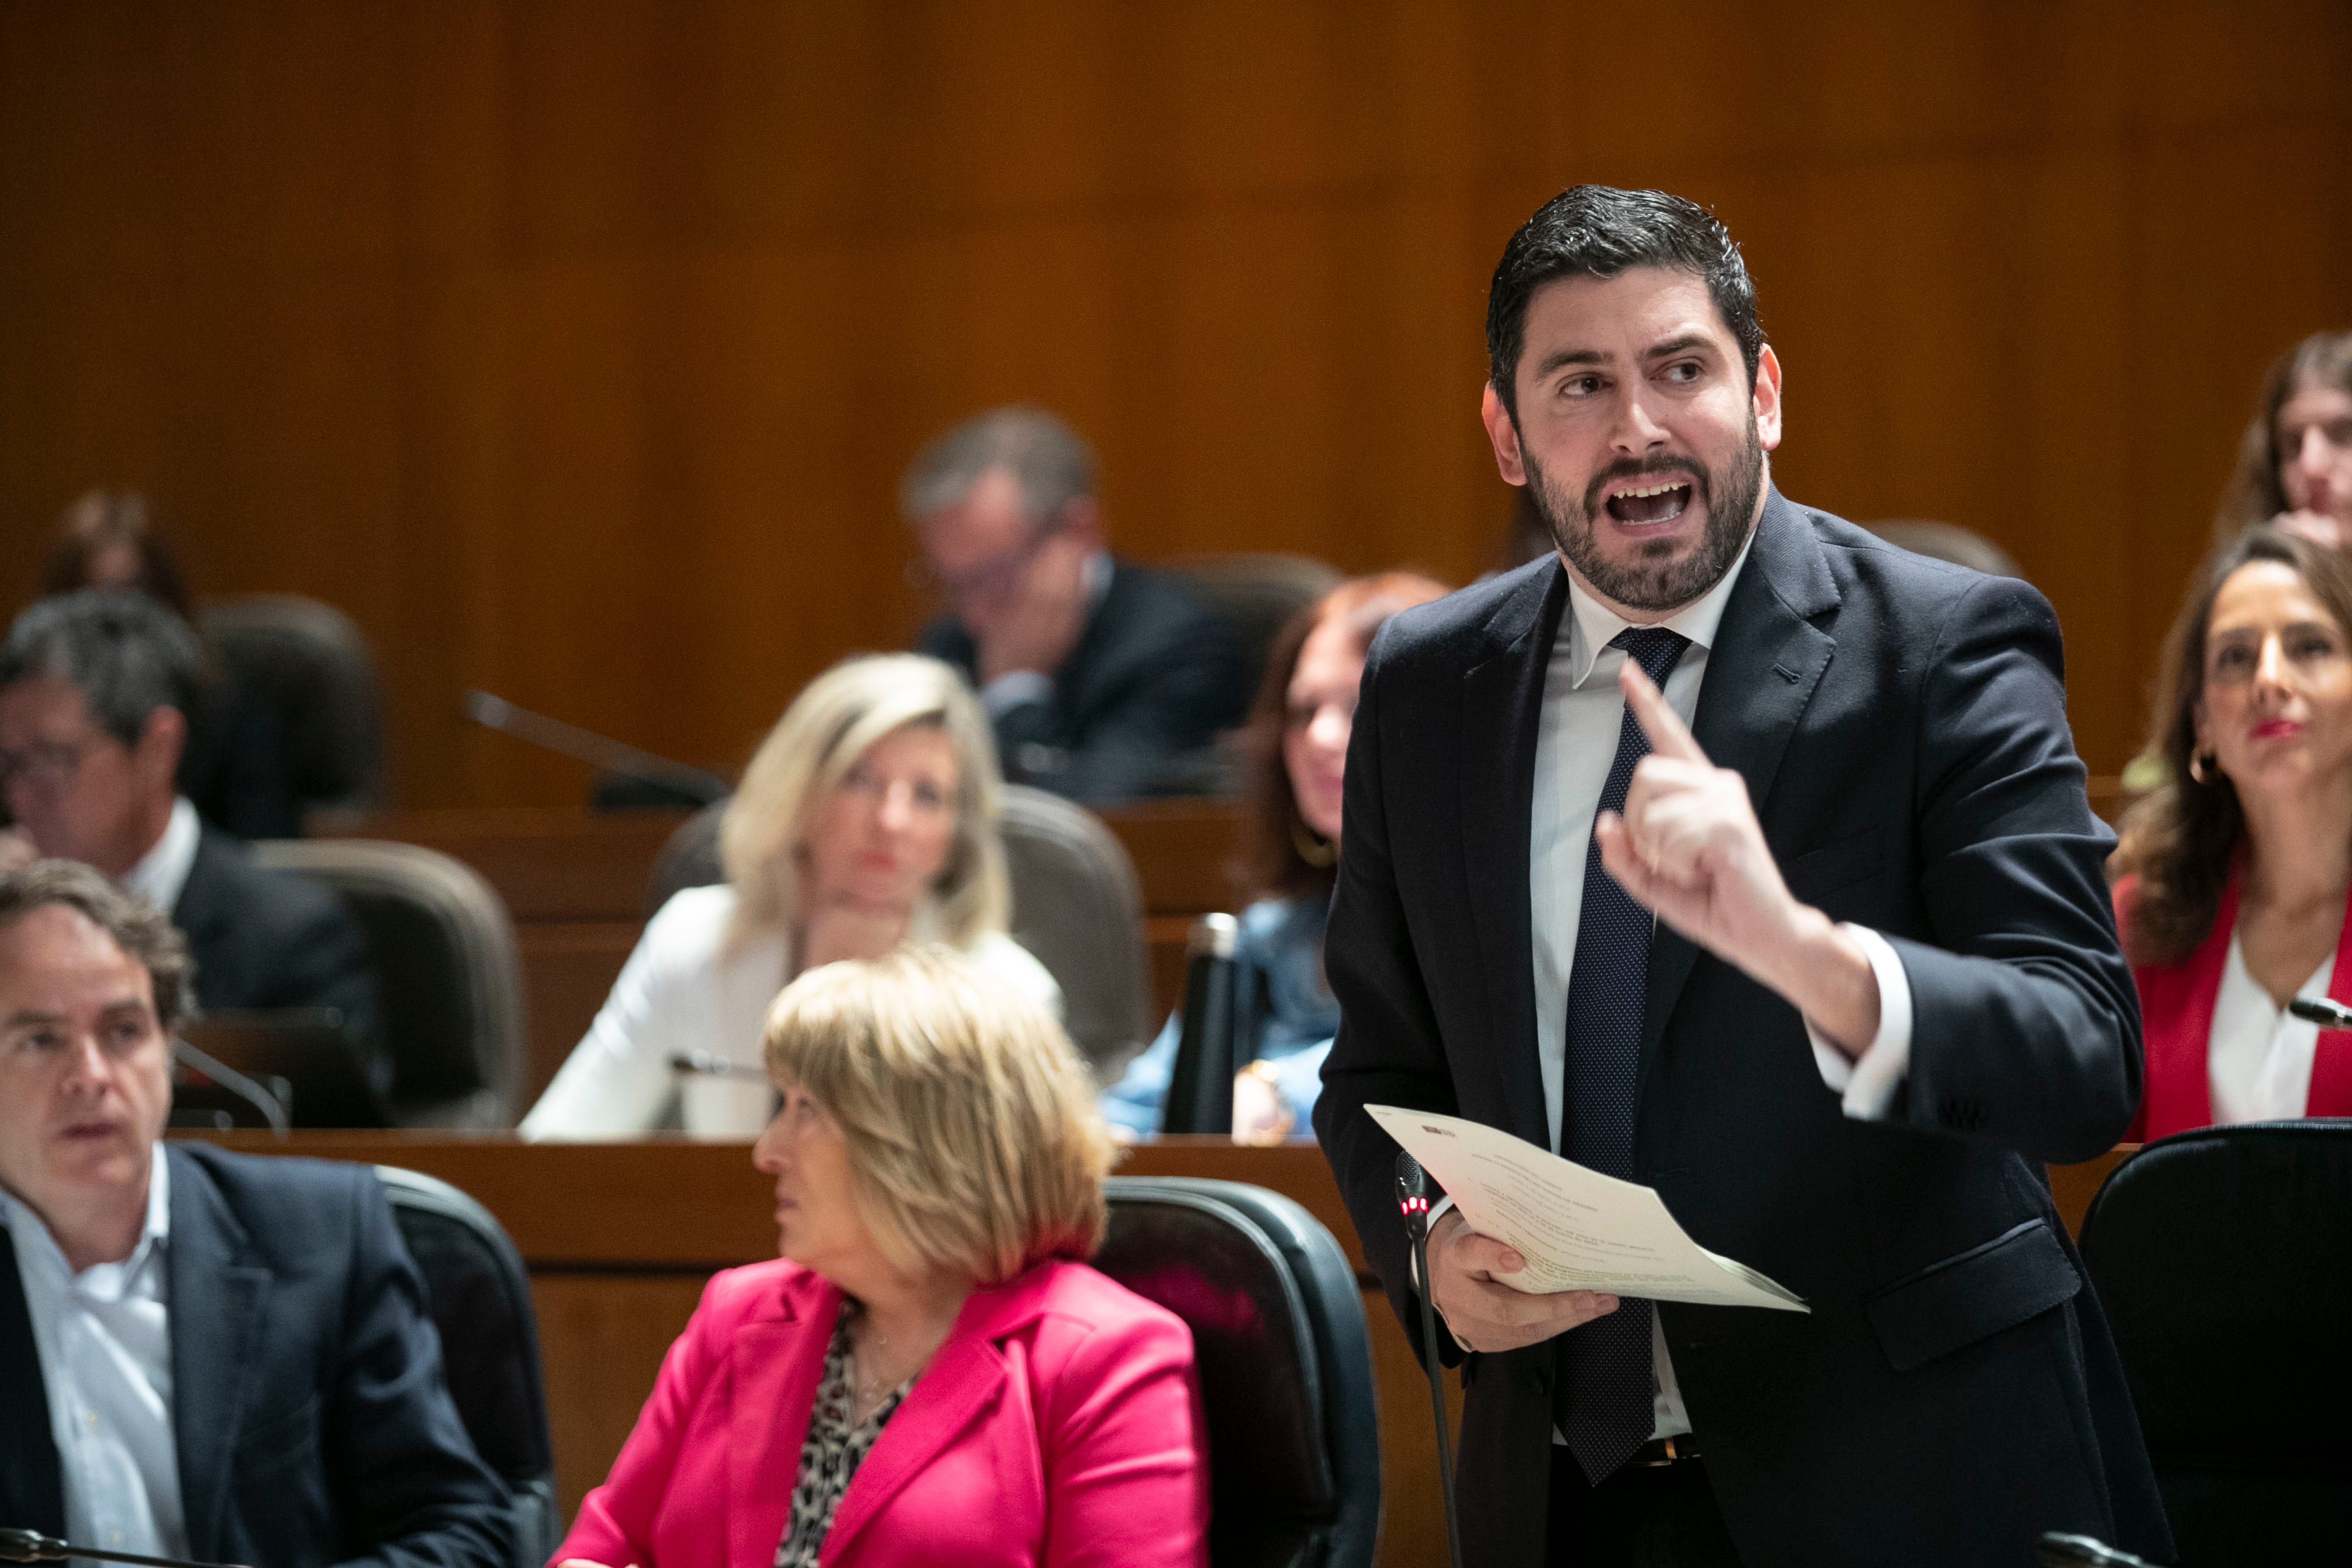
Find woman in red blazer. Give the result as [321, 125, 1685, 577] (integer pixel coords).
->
[552, 948, 1209, 1568]
[2113, 526, 2352, 1139]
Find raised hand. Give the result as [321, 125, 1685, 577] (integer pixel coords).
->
[975, 528, 1091, 685]
[1592, 658, 1880, 1057]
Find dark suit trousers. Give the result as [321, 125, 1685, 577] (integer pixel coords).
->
[1545, 1449, 1744, 1567]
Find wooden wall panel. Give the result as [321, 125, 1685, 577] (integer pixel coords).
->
[3, 1, 2349, 804]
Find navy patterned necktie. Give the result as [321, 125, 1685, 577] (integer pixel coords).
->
[1558, 624, 1691, 1485]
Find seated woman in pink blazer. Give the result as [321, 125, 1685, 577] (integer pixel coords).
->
[2112, 526, 2352, 1139]
[552, 947, 1209, 1568]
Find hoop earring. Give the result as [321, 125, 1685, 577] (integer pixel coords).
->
[1291, 816, 1338, 868]
[2189, 750, 2217, 786]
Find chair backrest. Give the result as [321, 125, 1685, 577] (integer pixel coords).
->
[999, 785, 1151, 1080]
[1163, 554, 1344, 710]
[252, 840, 527, 1127]
[375, 1165, 558, 1568]
[2075, 1120, 2352, 1566]
[645, 801, 726, 919]
[640, 787, 1151, 1081]
[1864, 519, 2024, 579]
[1095, 1177, 1381, 1568]
[198, 593, 387, 810]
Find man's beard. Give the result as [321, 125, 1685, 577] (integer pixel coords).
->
[1524, 415, 1765, 612]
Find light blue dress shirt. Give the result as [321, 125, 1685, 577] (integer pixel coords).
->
[1, 1156, 187, 1559]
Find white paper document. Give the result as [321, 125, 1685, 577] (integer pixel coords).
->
[1370, 1105, 1808, 1312]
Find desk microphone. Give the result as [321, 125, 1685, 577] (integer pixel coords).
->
[2287, 995, 2352, 1030]
[2037, 1532, 2154, 1567]
[667, 1050, 771, 1082]
[464, 689, 730, 805]
[1395, 1151, 1464, 1568]
[0, 1528, 252, 1568]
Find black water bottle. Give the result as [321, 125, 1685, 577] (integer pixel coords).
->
[1161, 913, 1240, 1134]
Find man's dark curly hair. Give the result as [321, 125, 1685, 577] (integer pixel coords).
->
[1486, 185, 1765, 421]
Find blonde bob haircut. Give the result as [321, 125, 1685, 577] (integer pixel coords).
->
[763, 945, 1116, 1285]
[720, 653, 1009, 946]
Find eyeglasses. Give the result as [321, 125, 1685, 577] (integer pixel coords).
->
[905, 512, 1066, 602]
[0, 736, 99, 793]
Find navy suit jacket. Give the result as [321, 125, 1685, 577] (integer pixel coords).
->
[1313, 493, 2172, 1567]
[0, 1143, 510, 1568]
[919, 558, 1244, 801]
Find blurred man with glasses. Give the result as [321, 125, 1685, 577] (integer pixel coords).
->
[0, 591, 385, 1100]
[904, 406, 1245, 801]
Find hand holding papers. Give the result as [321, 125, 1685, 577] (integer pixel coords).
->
[1369, 1106, 1807, 1312]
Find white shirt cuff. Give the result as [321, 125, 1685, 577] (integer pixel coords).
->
[1807, 923, 1912, 1121]
[979, 670, 1053, 716]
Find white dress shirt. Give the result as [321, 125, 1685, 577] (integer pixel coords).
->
[2206, 932, 2328, 1123]
[1426, 539, 1917, 1442]
[119, 798, 201, 916]
[1, 1156, 187, 1559]
[519, 884, 1064, 1139]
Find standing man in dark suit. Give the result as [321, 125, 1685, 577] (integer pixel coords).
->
[0, 860, 508, 1568]
[0, 591, 387, 1096]
[1313, 186, 2171, 1566]
[906, 406, 1246, 801]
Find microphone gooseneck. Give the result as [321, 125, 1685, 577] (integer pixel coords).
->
[0, 1528, 253, 1568]
[2286, 995, 2352, 1031]
[1395, 1151, 1465, 1568]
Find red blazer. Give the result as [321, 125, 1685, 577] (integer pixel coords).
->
[554, 1256, 1208, 1568]
[2119, 871, 2352, 1139]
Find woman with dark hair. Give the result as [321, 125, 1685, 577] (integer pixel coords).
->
[1099, 571, 1449, 1141]
[38, 491, 195, 617]
[2213, 331, 2352, 549]
[2112, 525, 2352, 1136]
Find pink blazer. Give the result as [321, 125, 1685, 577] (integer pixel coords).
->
[553, 1256, 1209, 1568]
[2118, 871, 2352, 1140]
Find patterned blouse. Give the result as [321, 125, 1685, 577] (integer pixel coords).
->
[774, 1311, 910, 1567]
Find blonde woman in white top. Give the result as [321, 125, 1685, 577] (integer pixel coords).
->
[522, 654, 1060, 1138]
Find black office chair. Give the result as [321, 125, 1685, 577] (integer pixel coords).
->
[253, 840, 529, 1127]
[1864, 519, 2024, 579]
[1163, 554, 1344, 714]
[376, 1166, 558, 1568]
[2075, 1120, 2352, 1566]
[1096, 1177, 1381, 1568]
[198, 593, 389, 813]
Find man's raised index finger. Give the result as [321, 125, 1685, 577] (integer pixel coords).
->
[1619, 657, 1709, 764]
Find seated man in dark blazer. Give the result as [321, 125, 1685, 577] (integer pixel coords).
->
[0, 591, 387, 1096]
[904, 406, 1246, 801]
[0, 860, 509, 1568]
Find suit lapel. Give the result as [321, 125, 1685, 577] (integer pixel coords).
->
[818, 1281, 1016, 1563]
[168, 828, 232, 945]
[0, 1229, 66, 1538]
[1461, 560, 1571, 1148]
[164, 1147, 271, 1561]
[728, 1275, 824, 1568]
[1641, 494, 1840, 1085]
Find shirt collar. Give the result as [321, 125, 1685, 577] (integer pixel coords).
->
[1558, 522, 1761, 688]
[1081, 548, 1113, 610]
[0, 1147, 171, 1282]
[121, 797, 201, 915]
